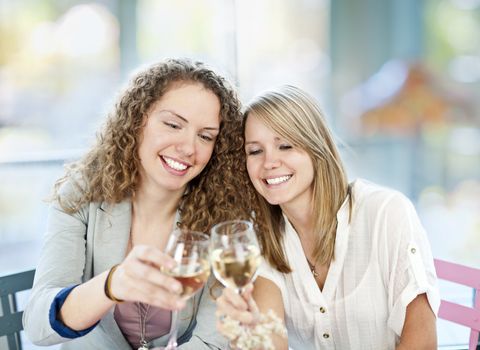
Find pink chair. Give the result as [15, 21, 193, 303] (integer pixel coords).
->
[434, 258, 480, 350]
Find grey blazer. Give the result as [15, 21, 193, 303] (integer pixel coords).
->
[23, 183, 227, 349]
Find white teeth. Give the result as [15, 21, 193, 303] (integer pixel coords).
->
[266, 175, 291, 185]
[163, 157, 188, 171]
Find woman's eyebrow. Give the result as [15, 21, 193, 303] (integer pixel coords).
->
[161, 109, 219, 131]
[245, 141, 259, 146]
[160, 109, 188, 123]
[245, 136, 282, 145]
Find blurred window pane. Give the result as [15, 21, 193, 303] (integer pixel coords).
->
[236, 0, 330, 104]
[0, 1, 120, 154]
[137, 0, 238, 78]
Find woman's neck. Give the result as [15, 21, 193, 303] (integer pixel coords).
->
[280, 200, 315, 241]
[130, 185, 184, 248]
[133, 180, 185, 217]
[133, 190, 181, 221]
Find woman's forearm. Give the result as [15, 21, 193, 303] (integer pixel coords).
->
[396, 294, 437, 350]
[59, 270, 115, 330]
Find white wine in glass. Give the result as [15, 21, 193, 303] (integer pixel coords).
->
[210, 220, 261, 293]
[167, 259, 210, 299]
[163, 229, 210, 350]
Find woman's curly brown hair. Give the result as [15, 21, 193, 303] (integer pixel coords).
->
[53, 58, 253, 232]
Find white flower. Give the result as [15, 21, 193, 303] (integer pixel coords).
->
[221, 310, 287, 350]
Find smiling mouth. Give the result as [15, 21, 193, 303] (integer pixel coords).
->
[264, 175, 292, 185]
[161, 156, 190, 171]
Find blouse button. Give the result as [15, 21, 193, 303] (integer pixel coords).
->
[410, 247, 416, 254]
[319, 306, 326, 313]
[323, 333, 330, 339]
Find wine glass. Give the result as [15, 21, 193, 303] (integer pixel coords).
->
[210, 220, 261, 293]
[163, 228, 210, 350]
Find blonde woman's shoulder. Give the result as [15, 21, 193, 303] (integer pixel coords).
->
[351, 178, 411, 210]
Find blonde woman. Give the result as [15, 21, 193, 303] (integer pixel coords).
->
[23, 58, 252, 349]
[216, 85, 439, 349]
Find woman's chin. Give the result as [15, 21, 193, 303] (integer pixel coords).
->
[264, 196, 284, 206]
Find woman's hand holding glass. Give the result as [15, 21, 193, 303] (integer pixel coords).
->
[108, 245, 186, 310]
[211, 220, 286, 350]
[162, 229, 211, 350]
[210, 221, 261, 329]
[216, 283, 259, 328]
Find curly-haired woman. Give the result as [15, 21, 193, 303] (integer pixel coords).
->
[23, 58, 252, 349]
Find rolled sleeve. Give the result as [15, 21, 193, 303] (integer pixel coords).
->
[49, 285, 99, 338]
[387, 242, 440, 335]
[385, 195, 440, 336]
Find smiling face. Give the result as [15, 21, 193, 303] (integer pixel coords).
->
[244, 113, 315, 211]
[137, 81, 221, 195]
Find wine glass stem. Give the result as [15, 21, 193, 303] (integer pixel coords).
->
[165, 310, 179, 350]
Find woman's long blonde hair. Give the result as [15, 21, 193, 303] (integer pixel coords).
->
[54, 58, 253, 232]
[243, 85, 350, 272]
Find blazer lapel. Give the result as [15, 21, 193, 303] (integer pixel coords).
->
[93, 200, 132, 275]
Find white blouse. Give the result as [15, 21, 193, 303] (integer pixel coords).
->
[258, 179, 440, 350]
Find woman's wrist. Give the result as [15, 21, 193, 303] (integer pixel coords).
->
[104, 264, 124, 303]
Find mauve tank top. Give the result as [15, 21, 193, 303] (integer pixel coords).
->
[114, 301, 171, 348]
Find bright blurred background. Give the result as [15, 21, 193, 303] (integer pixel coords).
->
[0, 0, 478, 349]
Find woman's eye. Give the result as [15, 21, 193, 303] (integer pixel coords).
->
[164, 122, 181, 129]
[247, 149, 262, 155]
[279, 144, 292, 150]
[199, 134, 214, 142]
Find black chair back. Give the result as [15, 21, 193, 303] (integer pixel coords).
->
[0, 269, 35, 350]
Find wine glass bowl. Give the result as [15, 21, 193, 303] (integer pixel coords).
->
[164, 230, 210, 299]
[163, 229, 210, 349]
[168, 262, 210, 299]
[210, 220, 261, 293]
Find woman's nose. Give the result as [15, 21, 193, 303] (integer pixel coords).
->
[175, 134, 195, 157]
[263, 150, 281, 169]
